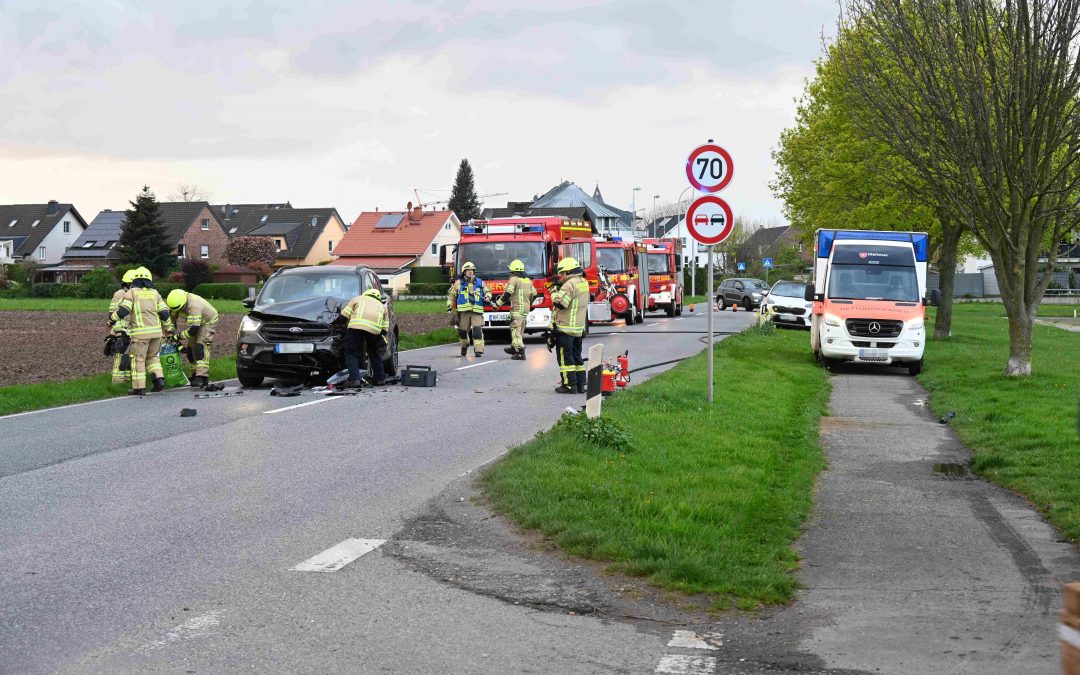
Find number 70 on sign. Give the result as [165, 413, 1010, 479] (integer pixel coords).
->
[685, 144, 734, 193]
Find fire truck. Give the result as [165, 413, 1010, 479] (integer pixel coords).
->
[594, 237, 647, 324]
[444, 217, 593, 334]
[642, 237, 684, 316]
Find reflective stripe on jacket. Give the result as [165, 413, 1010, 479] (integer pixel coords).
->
[114, 288, 170, 338]
[109, 289, 129, 331]
[447, 277, 489, 313]
[505, 276, 536, 318]
[341, 295, 389, 334]
[551, 274, 589, 336]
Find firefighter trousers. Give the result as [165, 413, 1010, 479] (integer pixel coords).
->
[457, 311, 485, 355]
[130, 336, 163, 390]
[509, 315, 526, 350]
[186, 324, 216, 377]
[555, 331, 585, 388]
[344, 328, 385, 383]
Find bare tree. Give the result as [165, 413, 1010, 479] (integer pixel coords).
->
[837, 0, 1080, 375]
[169, 183, 213, 202]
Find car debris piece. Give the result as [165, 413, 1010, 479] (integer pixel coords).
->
[180, 408, 197, 417]
[194, 391, 246, 399]
[270, 384, 304, 397]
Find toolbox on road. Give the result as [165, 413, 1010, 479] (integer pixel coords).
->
[401, 365, 437, 387]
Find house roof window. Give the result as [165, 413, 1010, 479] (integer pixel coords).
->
[229, 227, 238, 234]
[31, 219, 40, 228]
[7, 219, 16, 227]
[261, 215, 269, 223]
[82, 241, 95, 248]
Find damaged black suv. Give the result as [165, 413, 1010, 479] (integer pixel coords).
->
[235, 265, 399, 387]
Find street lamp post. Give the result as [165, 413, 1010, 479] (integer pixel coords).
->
[677, 185, 694, 297]
[631, 187, 641, 237]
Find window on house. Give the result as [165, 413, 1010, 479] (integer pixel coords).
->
[228, 227, 238, 234]
[62, 220, 69, 233]
[445, 222, 451, 230]
[261, 215, 269, 223]
[38, 246, 46, 259]
[106, 241, 116, 249]
[329, 240, 335, 252]
[431, 243, 438, 255]
[82, 241, 95, 248]
[7, 219, 16, 227]
[274, 239, 282, 251]
[200, 245, 209, 259]
[178, 244, 187, 257]
[33, 219, 41, 228]
[201, 219, 210, 231]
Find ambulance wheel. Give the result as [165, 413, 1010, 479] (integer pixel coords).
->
[908, 359, 923, 376]
[237, 367, 264, 388]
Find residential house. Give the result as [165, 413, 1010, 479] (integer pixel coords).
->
[736, 225, 806, 271]
[214, 203, 347, 267]
[53, 209, 125, 282]
[482, 181, 636, 239]
[1, 201, 87, 275]
[332, 203, 460, 293]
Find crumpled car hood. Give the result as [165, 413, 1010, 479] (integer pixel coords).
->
[251, 296, 343, 323]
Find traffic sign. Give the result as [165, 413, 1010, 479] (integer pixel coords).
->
[685, 143, 734, 193]
[685, 195, 734, 246]
[737, 262, 746, 271]
[762, 258, 773, 269]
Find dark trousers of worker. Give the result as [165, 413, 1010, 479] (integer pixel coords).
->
[344, 328, 385, 383]
[555, 331, 585, 389]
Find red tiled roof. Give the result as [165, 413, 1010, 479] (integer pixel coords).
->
[333, 209, 455, 257]
[331, 255, 417, 270]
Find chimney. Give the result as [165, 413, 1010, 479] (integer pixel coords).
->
[411, 205, 423, 222]
[47, 200, 59, 215]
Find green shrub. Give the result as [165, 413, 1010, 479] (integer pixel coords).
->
[406, 282, 451, 295]
[192, 282, 249, 300]
[180, 259, 213, 290]
[154, 282, 183, 297]
[410, 266, 449, 283]
[548, 411, 632, 452]
[31, 283, 87, 297]
[79, 267, 117, 298]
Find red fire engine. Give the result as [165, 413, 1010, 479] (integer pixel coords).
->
[594, 237, 647, 324]
[445, 217, 593, 334]
[641, 237, 684, 316]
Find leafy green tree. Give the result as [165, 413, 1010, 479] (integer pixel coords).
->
[118, 186, 174, 278]
[448, 159, 481, 222]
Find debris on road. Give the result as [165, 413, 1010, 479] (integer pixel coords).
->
[193, 391, 245, 399]
[179, 408, 197, 417]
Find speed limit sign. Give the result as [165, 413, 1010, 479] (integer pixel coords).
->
[685, 143, 734, 193]
[685, 195, 734, 245]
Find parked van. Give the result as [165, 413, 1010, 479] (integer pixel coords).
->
[806, 230, 939, 375]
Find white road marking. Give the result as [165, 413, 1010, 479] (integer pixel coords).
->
[454, 360, 497, 371]
[667, 630, 718, 650]
[674, 317, 684, 321]
[142, 611, 222, 650]
[290, 538, 385, 572]
[655, 654, 717, 674]
[645, 322, 660, 326]
[263, 396, 347, 415]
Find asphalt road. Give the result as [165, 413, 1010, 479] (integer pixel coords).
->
[1, 308, 754, 674]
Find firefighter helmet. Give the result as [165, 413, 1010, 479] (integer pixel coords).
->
[556, 257, 579, 274]
[121, 269, 138, 284]
[508, 259, 525, 273]
[166, 289, 188, 310]
[363, 288, 382, 300]
[132, 267, 153, 281]
[461, 262, 476, 272]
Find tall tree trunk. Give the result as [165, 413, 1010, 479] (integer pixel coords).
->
[933, 222, 961, 339]
[1004, 301, 1035, 376]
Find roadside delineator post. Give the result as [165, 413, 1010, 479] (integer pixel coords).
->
[585, 343, 604, 418]
[1063, 583, 1080, 674]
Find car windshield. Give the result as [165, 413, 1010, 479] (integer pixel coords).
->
[745, 279, 770, 290]
[647, 253, 671, 274]
[597, 247, 627, 273]
[771, 281, 805, 298]
[259, 273, 363, 305]
[827, 265, 919, 301]
[458, 242, 546, 278]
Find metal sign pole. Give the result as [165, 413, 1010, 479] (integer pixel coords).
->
[707, 246, 714, 403]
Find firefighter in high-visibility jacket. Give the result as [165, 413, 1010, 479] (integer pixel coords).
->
[549, 257, 590, 394]
[340, 288, 390, 387]
[494, 259, 536, 360]
[107, 269, 137, 383]
[165, 289, 219, 388]
[110, 267, 173, 395]
[446, 261, 491, 357]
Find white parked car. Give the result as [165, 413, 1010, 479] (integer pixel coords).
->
[761, 280, 812, 329]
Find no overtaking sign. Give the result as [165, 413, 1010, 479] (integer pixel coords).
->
[685, 195, 734, 246]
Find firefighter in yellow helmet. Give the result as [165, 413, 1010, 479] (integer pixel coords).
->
[111, 267, 173, 395]
[446, 261, 491, 357]
[494, 259, 535, 360]
[166, 289, 219, 388]
[340, 287, 390, 387]
[106, 269, 138, 384]
[549, 256, 590, 394]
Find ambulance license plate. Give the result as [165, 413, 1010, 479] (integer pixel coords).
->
[858, 349, 889, 359]
[275, 343, 314, 354]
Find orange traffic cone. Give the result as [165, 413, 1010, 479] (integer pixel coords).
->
[689, 303, 694, 313]
[732, 304, 738, 312]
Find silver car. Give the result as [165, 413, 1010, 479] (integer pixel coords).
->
[760, 280, 812, 329]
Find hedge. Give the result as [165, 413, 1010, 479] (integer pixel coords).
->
[410, 266, 449, 284]
[31, 283, 86, 298]
[192, 282, 250, 300]
[406, 282, 452, 296]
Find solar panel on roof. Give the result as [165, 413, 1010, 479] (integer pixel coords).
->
[375, 214, 404, 229]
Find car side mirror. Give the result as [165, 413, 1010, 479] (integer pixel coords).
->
[927, 289, 941, 307]
[242, 297, 255, 308]
[803, 285, 815, 302]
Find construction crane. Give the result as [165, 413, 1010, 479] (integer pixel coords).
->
[413, 188, 508, 210]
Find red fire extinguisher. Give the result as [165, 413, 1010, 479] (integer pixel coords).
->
[615, 350, 630, 387]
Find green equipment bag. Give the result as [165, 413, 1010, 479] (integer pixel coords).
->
[160, 342, 190, 388]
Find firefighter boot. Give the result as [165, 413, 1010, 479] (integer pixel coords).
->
[151, 377, 166, 393]
[575, 370, 587, 395]
[504, 346, 516, 355]
[128, 388, 146, 396]
[460, 345, 468, 357]
[511, 347, 526, 361]
[190, 375, 209, 388]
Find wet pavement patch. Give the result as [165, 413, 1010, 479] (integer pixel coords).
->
[933, 462, 971, 479]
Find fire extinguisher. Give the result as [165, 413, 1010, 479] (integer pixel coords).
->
[615, 350, 630, 387]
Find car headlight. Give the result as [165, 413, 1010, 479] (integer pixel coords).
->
[906, 317, 924, 331]
[823, 313, 842, 327]
[239, 315, 262, 335]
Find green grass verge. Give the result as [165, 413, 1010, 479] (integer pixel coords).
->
[482, 325, 831, 609]
[0, 297, 248, 314]
[0, 356, 237, 417]
[393, 299, 445, 314]
[922, 303, 1080, 542]
[399, 327, 459, 350]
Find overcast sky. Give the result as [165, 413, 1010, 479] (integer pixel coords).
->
[0, 0, 837, 225]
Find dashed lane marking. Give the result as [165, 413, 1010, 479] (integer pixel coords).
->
[667, 630, 718, 650]
[263, 396, 347, 415]
[454, 360, 497, 371]
[290, 538, 386, 572]
[655, 654, 717, 674]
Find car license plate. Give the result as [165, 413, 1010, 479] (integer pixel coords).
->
[778, 313, 796, 323]
[275, 343, 314, 354]
[858, 349, 889, 359]
[486, 312, 509, 322]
